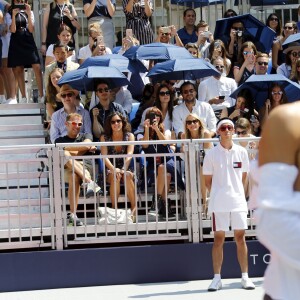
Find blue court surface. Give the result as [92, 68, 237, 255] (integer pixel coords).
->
[2, 278, 264, 300]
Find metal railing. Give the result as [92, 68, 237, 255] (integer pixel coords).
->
[0, 137, 259, 250]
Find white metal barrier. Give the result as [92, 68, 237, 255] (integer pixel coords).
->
[0, 138, 259, 250]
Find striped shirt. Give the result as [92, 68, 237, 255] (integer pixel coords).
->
[50, 106, 92, 143]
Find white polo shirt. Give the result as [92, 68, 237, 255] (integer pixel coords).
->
[203, 143, 249, 213]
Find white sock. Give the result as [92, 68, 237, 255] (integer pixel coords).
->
[242, 272, 249, 279]
[214, 274, 221, 280]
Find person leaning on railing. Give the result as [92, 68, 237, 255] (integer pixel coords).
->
[100, 112, 136, 222]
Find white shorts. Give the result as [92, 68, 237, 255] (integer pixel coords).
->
[212, 211, 247, 232]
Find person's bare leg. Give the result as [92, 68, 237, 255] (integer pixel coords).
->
[124, 171, 136, 215]
[234, 229, 248, 273]
[1, 58, 16, 99]
[32, 63, 43, 97]
[212, 231, 225, 274]
[107, 173, 120, 209]
[12, 66, 26, 98]
[68, 174, 80, 214]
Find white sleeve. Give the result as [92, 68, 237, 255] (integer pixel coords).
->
[197, 81, 207, 102]
[202, 149, 213, 175]
[46, 44, 54, 57]
[205, 105, 217, 132]
[172, 106, 184, 136]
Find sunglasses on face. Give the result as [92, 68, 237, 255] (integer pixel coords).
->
[284, 26, 293, 30]
[270, 17, 278, 21]
[111, 119, 122, 125]
[243, 51, 254, 55]
[166, 81, 176, 86]
[61, 92, 74, 98]
[159, 91, 170, 96]
[189, 51, 198, 55]
[236, 130, 247, 135]
[219, 125, 234, 132]
[183, 89, 195, 94]
[97, 88, 110, 93]
[98, 47, 106, 51]
[162, 33, 170, 36]
[271, 91, 283, 95]
[215, 65, 224, 69]
[291, 51, 300, 57]
[186, 119, 199, 125]
[67, 121, 82, 127]
[257, 61, 268, 66]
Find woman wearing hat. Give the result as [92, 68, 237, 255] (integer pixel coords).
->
[277, 41, 300, 78]
[50, 84, 92, 143]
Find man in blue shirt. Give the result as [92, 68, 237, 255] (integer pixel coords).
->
[177, 8, 197, 46]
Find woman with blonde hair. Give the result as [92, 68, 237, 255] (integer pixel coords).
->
[181, 113, 212, 217]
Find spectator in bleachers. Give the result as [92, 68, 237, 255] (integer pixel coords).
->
[138, 107, 183, 220]
[195, 20, 213, 59]
[234, 117, 258, 160]
[185, 42, 199, 58]
[78, 22, 112, 64]
[135, 83, 174, 134]
[45, 24, 76, 66]
[155, 25, 184, 47]
[272, 20, 297, 74]
[109, 86, 133, 116]
[198, 57, 237, 119]
[234, 41, 257, 85]
[173, 81, 216, 139]
[100, 112, 136, 222]
[203, 118, 255, 292]
[83, 0, 116, 51]
[259, 83, 287, 129]
[122, 0, 154, 45]
[90, 80, 126, 140]
[131, 83, 156, 132]
[7, 0, 43, 103]
[290, 58, 300, 84]
[254, 52, 269, 75]
[277, 42, 300, 79]
[177, 8, 197, 46]
[266, 13, 282, 41]
[208, 40, 231, 76]
[44, 42, 79, 91]
[45, 68, 64, 119]
[50, 84, 92, 143]
[55, 113, 100, 226]
[223, 8, 237, 18]
[220, 88, 258, 127]
[0, 0, 16, 104]
[41, 0, 80, 55]
[181, 113, 212, 217]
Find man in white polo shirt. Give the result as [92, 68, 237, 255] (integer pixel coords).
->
[203, 117, 255, 292]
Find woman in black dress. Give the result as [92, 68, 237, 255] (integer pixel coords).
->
[8, 0, 43, 103]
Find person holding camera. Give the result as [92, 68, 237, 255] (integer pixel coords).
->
[195, 20, 213, 59]
[7, 0, 43, 103]
[122, 0, 154, 45]
[83, 0, 116, 51]
[77, 22, 112, 65]
[156, 25, 183, 47]
[233, 41, 257, 85]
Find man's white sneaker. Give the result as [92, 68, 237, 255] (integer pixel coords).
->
[19, 97, 27, 104]
[208, 278, 222, 291]
[86, 180, 101, 198]
[241, 278, 255, 290]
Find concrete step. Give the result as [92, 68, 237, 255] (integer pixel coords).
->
[0, 187, 49, 200]
[0, 103, 45, 116]
[0, 124, 45, 138]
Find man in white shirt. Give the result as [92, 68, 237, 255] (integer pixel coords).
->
[203, 118, 255, 292]
[172, 81, 216, 139]
[198, 57, 237, 117]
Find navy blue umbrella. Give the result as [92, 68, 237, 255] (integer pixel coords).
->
[171, 0, 226, 8]
[79, 54, 147, 73]
[282, 33, 300, 51]
[230, 74, 300, 109]
[57, 66, 130, 91]
[214, 14, 276, 53]
[234, 0, 287, 5]
[147, 58, 220, 82]
[123, 43, 193, 61]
